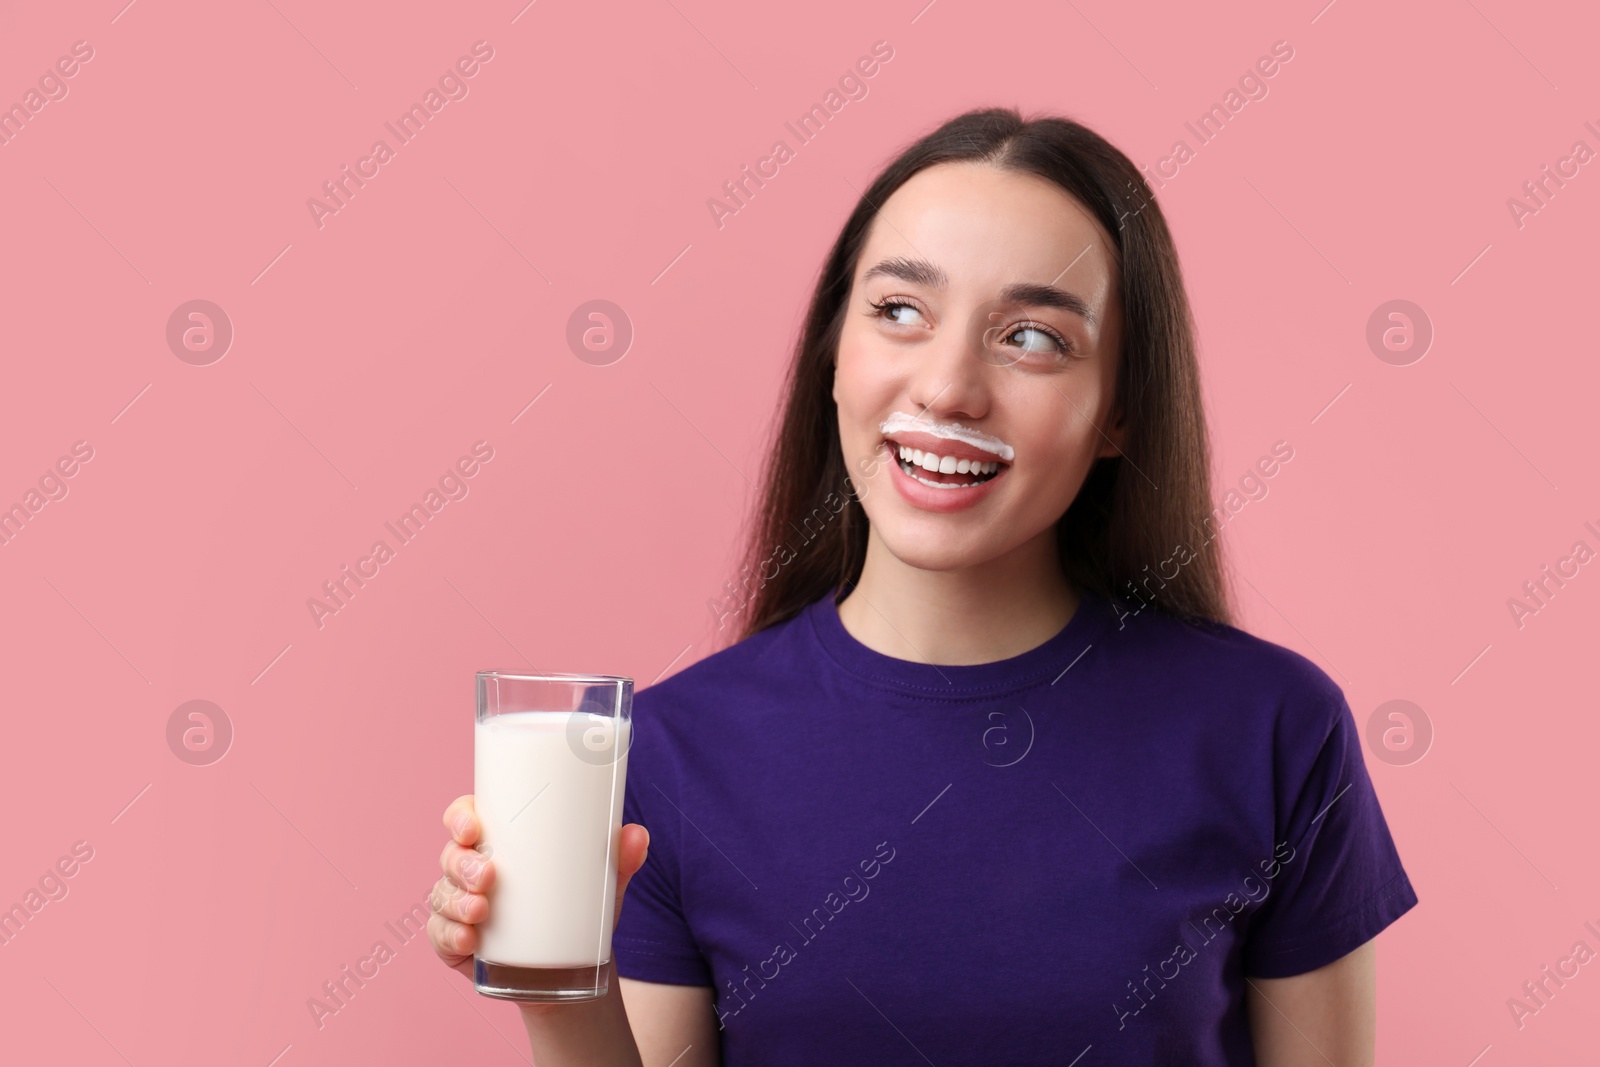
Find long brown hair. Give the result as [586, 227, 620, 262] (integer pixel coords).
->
[720, 106, 1232, 642]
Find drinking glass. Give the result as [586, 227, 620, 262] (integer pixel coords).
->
[473, 670, 632, 1001]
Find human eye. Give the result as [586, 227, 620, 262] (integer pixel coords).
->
[867, 296, 928, 328]
[1001, 320, 1074, 358]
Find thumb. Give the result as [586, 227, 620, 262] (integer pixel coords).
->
[615, 823, 650, 926]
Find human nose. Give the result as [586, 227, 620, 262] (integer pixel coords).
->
[905, 305, 991, 419]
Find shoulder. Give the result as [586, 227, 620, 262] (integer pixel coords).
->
[1106, 595, 1347, 742]
[623, 603, 822, 788]
[632, 599, 821, 726]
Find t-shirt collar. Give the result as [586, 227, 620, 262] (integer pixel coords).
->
[804, 584, 1117, 698]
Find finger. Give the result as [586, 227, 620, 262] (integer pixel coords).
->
[439, 840, 496, 893]
[429, 875, 488, 924]
[619, 823, 650, 881]
[428, 910, 478, 961]
[442, 795, 480, 846]
[614, 823, 650, 925]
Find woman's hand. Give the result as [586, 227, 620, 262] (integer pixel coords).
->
[427, 794, 651, 983]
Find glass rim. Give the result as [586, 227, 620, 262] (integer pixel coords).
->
[476, 670, 632, 685]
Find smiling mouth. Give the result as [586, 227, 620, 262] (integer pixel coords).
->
[886, 438, 1009, 489]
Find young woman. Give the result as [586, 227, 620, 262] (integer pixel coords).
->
[428, 107, 1417, 1066]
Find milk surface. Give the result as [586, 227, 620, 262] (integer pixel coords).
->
[474, 710, 631, 968]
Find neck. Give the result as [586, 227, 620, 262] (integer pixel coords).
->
[836, 526, 1080, 665]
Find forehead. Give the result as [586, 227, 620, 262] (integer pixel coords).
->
[855, 162, 1118, 290]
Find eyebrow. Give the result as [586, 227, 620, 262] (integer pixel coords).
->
[859, 256, 1097, 327]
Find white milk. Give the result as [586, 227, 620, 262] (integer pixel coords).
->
[474, 710, 631, 969]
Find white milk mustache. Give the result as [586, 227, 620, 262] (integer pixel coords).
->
[473, 711, 631, 969]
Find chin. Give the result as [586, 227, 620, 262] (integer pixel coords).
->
[873, 524, 1003, 572]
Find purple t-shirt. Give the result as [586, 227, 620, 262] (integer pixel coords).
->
[613, 587, 1418, 1064]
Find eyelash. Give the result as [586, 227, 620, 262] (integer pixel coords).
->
[866, 297, 1075, 356]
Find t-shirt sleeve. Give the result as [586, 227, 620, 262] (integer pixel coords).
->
[1243, 685, 1419, 978]
[611, 690, 714, 986]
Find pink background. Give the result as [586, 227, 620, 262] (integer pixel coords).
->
[2, 0, 1596, 1062]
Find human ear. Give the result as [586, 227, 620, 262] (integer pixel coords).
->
[1096, 397, 1128, 459]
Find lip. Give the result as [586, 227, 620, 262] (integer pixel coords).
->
[882, 439, 1008, 513]
[879, 411, 1015, 462]
[884, 429, 1011, 467]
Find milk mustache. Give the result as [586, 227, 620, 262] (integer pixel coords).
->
[474, 710, 631, 968]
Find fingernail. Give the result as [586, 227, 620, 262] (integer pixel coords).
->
[453, 813, 472, 838]
[461, 856, 482, 883]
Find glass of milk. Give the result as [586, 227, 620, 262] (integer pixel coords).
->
[473, 670, 633, 1002]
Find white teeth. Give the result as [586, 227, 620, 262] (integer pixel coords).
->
[889, 440, 1004, 486]
[879, 412, 1016, 462]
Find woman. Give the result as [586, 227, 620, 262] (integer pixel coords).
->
[428, 107, 1417, 1066]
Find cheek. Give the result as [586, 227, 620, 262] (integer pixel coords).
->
[1009, 410, 1101, 511]
[832, 338, 893, 426]
[833, 327, 872, 383]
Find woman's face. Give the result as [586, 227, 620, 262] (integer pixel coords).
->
[833, 161, 1127, 574]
